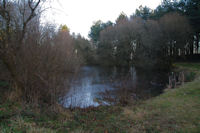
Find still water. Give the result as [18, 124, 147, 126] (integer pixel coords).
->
[63, 66, 166, 108]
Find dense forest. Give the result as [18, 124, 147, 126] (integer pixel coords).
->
[88, 0, 200, 69]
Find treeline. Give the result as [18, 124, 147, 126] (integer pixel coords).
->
[88, 0, 200, 69]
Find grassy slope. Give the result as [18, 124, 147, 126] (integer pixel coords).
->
[0, 63, 200, 133]
[126, 63, 200, 133]
[126, 76, 200, 132]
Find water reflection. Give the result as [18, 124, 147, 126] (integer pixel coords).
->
[63, 66, 166, 108]
[63, 66, 136, 108]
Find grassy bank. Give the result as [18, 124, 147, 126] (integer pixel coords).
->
[0, 63, 200, 133]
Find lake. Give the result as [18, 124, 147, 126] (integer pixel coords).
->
[63, 66, 167, 108]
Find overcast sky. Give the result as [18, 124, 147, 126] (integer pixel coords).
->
[43, 0, 162, 38]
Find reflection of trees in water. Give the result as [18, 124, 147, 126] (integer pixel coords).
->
[64, 66, 168, 108]
[133, 69, 168, 99]
[100, 67, 168, 105]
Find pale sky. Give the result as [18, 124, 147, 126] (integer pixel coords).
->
[43, 0, 162, 38]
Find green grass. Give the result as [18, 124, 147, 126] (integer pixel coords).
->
[174, 63, 200, 73]
[174, 63, 200, 81]
[125, 76, 200, 132]
[0, 63, 200, 133]
[175, 63, 200, 70]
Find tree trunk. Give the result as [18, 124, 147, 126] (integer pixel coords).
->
[196, 33, 199, 54]
[1, 52, 24, 100]
[190, 39, 194, 55]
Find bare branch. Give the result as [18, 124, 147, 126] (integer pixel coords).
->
[20, 0, 41, 45]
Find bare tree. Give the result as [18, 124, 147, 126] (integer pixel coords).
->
[0, 0, 44, 98]
[159, 12, 192, 57]
[0, 1, 81, 109]
[14, 23, 80, 106]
